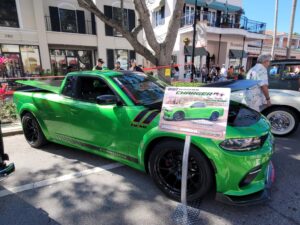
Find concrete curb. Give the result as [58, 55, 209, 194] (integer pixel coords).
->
[1, 123, 23, 137]
[2, 128, 23, 137]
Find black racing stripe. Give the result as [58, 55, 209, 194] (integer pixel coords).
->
[142, 110, 160, 124]
[133, 109, 150, 122]
[55, 134, 138, 163]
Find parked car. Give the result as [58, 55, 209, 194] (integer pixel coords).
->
[163, 102, 224, 121]
[14, 71, 274, 205]
[268, 59, 300, 91]
[231, 88, 300, 136]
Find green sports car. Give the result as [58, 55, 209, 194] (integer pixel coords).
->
[14, 71, 274, 205]
[163, 102, 224, 121]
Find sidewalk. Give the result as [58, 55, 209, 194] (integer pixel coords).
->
[1, 122, 23, 137]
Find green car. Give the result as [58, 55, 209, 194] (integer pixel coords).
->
[164, 102, 224, 121]
[14, 71, 274, 205]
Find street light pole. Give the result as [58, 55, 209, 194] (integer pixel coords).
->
[271, 0, 278, 59]
[287, 0, 298, 58]
[191, 0, 197, 82]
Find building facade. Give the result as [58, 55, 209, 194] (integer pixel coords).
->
[0, 0, 142, 78]
[247, 31, 300, 68]
[146, 0, 267, 77]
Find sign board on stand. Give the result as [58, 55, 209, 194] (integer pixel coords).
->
[159, 86, 231, 220]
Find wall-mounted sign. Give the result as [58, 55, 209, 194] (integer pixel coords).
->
[159, 87, 231, 140]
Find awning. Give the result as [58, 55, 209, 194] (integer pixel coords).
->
[185, 0, 242, 13]
[184, 46, 207, 56]
[229, 49, 247, 59]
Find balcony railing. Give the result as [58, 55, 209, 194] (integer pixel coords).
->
[45, 16, 96, 35]
[181, 11, 266, 34]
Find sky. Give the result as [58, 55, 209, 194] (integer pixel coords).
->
[243, 0, 300, 34]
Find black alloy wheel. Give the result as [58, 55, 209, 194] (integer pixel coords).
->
[173, 111, 185, 121]
[149, 140, 213, 202]
[209, 112, 220, 121]
[22, 113, 47, 148]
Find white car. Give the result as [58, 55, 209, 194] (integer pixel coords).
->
[231, 89, 300, 136]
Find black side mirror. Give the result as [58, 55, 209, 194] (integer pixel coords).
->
[96, 95, 118, 105]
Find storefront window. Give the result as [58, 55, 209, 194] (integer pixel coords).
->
[1, 44, 19, 53]
[20, 45, 41, 75]
[115, 49, 129, 70]
[50, 49, 93, 75]
[0, 0, 19, 28]
[59, 9, 77, 33]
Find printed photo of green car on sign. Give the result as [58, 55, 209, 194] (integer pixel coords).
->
[163, 102, 224, 121]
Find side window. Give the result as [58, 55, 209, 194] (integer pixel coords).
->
[268, 64, 281, 80]
[62, 76, 77, 97]
[76, 76, 114, 103]
[282, 64, 300, 80]
[191, 102, 205, 108]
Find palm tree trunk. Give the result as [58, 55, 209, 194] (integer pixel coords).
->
[271, 0, 279, 59]
[286, 0, 298, 58]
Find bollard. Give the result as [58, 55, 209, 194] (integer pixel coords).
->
[0, 120, 15, 178]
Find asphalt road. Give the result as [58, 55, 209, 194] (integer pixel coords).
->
[0, 129, 300, 225]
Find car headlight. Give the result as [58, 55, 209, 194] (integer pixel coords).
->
[220, 137, 262, 151]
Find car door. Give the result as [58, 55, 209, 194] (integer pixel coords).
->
[37, 76, 76, 139]
[188, 102, 206, 119]
[64, 75, 132, 159]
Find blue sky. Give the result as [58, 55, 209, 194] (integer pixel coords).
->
[243, 0, 300, 33]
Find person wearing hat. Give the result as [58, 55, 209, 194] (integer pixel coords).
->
[113, 61, 124, 71]
[93, 58, 105, 71]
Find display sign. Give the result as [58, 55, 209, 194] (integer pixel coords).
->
[165, 68, 171, 77]
[159, 87, 231, 140]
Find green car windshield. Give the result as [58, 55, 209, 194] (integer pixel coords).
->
[112, 72, 165, 105]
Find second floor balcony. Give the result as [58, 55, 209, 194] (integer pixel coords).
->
[45, 15, 96, 35]
[181, 11, 266, 34]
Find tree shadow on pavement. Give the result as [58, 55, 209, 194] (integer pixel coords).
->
[0, 187, 61, 225]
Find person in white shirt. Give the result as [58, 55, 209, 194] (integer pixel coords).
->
[245, 54, 272, 111]
[220, 64, 227, 81]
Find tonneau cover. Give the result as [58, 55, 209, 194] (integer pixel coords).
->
[16, 80, 61, 94]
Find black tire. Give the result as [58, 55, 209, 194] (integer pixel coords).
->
[209, 111, 219, 121]
[148, 140, 213, 202]
[22, 113, 48, 148]
[263, 107, 299, 137]
[173, 111, 185, 121]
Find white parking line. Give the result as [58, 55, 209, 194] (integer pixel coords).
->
[0, 163, 123, 198]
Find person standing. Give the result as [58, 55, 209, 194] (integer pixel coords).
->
[220, 64, 227, 81]
[245, 54, 272, 111]
[201, 65, 208, 83]
[238, 66, 245, 80]
[93, 58, 105, 71]
[129, 59, 144, 72]
[227, 65, 234, 79]
[113, 61, 124, 71]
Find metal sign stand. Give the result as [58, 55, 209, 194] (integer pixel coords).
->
[172, 135, 201, 225]
[181, 135, 191, 223]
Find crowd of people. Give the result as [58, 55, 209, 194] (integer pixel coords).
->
[198, 64, 246, 83]
[93, 58, 144, 72]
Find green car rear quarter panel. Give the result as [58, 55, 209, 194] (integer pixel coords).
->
[14, 70, 273, 198]
[164, 106, 224, 120]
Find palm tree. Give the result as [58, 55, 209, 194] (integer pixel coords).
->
[271, 0, 279, 59]
[286, 0, 298, 58]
